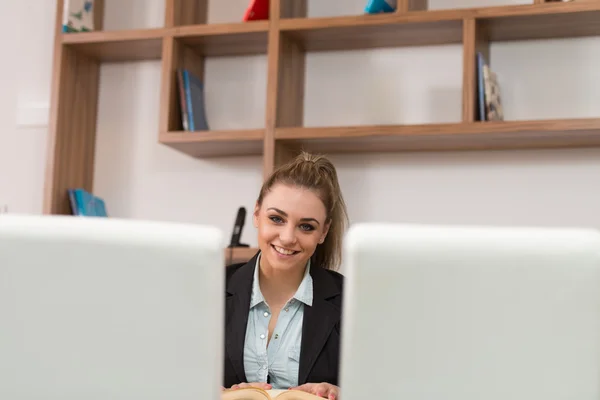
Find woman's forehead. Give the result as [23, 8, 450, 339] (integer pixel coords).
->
[262, 184, 327, 219]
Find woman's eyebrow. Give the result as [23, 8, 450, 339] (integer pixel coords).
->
[267, 207, 320, 225]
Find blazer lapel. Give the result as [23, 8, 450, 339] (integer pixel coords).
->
[225, 253, 259, 384]
[298, 266, 342, 384]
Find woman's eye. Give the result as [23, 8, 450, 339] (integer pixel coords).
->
[300, 224, 315, 232]
[269, 215, 283, 223]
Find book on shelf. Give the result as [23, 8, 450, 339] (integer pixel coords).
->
[62, 0, 96, 33]
[364, 0, 397, 14]
[476, 52, 504, 122]
[243, 0, 269, 21]
[177, 69, 210, 132]
[222, 388, 324, 400]
[68, 188, 108, 217]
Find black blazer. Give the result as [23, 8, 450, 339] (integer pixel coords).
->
[223, 251, 344, 388]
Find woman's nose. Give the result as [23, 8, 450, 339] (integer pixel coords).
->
[279, 226, 297, 245]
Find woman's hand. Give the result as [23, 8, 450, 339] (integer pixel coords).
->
[228, 382, 272, 391]
[290, 382, 340, 399]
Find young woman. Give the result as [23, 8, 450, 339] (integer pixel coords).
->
[223, 151, 349, 400]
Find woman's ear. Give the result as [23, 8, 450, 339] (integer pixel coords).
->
[320, 219, 332, 243]
[253, 202, 260, 228]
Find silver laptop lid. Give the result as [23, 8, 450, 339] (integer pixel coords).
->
[0, 214, 224, 400]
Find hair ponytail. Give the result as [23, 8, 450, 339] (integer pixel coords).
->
[256, 152, 349, 270]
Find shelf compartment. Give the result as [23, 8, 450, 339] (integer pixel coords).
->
[476, 2, 600, 42]
[276, 119, 600, 154]
[173, 22, 270, 56]
[160, 129, 264, 157]
[280, 12, 464, 51]
[279, 1, 600, 52]
[62, 28, 167, 62]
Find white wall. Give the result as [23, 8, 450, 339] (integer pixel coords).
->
[2, 0, 600, 249]
[0, 2, 52, 214]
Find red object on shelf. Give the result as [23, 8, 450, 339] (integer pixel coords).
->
[243, 0, 269, 21]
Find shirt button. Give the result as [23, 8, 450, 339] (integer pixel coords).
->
[260, 334, 265, 339]
[263, 311, 269, 317]
[262, 365, 267, 370]
[285, 308, 289, 312]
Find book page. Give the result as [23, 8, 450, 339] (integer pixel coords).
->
[221, 387, 324, 400]
[221, 387, 270, 400]
[270, 389, 323, 400]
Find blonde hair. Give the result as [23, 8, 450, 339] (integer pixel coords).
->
[256, 151, 349, 271]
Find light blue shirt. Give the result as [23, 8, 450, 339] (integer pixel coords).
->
[243, 254, 313, 389]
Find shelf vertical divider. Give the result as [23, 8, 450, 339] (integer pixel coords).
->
[462, 17, 490, 123]
[166, 0, 208, 27]
[159, 36, 177, 135]
[43, 0, 102, 215]
[280, 0, 307, 19]
[264, 0, 306, 179]
[398, 0, 428, 13]
[94, 0, 105, 30]
[263, 0, 282, 179]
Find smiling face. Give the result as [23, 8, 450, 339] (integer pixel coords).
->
[254, 183, 330, 273]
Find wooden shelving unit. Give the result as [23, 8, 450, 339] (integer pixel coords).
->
[44, 0, 600, 263]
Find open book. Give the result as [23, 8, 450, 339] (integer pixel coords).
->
[222, 388, 323, 400]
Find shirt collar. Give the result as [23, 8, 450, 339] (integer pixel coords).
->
[250, 253, 313, 308]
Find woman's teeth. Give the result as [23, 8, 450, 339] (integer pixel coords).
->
[274, 245, 296, 255]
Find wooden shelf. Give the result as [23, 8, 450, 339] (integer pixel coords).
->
[478, 2, 600, 42]
[276, 119, 600, 154]
[173, 22, 270, 56]
[62, 28, 166, 62]
[43, 0, 600, 214]
[224, 247, 259, 265]
[280, 12, 463, 51]
[160, 130, 264, 157]
[280, 2, 600, 52]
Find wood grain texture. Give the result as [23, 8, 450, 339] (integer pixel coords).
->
[276, 34, 305, 128]
[481, 6, 600, 42]
[280, 2, 600, 52]
[94, 0, 104, 31]
[168, 0, 208, 26]
[45, 0, 101, 215]
[462, 18, 489, 123]
[399, 0, 429, 13]
[160, 130, 264, 157]
[44, 0, 67, 214]
[276, 119, 600, 154]
[263, 0, 283, 179]
[281, 0, 308, 19]
[44, 47, 100, 214]
[281, 14, 463, 51]
[174, 22, 270, 56]
[159, 37, 177, 135]
[62, 29, 166, 61]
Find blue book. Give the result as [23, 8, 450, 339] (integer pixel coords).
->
[68, 188, 108, 217]
[182, 69, 210, 131]
[365, 0, 397, 13]
[476, 52, 487, 121]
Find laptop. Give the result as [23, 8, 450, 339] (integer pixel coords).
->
[0, 214, 225, 400]
[340, 223, 600, 400]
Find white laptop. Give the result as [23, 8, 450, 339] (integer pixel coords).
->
[0, 214, 225, 400]
[340, 223, 600, 400]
